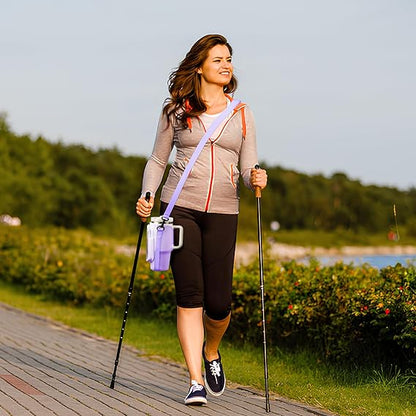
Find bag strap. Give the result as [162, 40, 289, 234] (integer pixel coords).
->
[162, 98, 241, 220]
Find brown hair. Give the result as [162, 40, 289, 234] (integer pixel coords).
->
[163, 34, 238, 128]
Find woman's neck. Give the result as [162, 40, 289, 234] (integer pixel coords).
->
[200, 84, 227, 115]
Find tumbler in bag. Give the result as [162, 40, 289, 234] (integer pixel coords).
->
[146, 216, 183, 271]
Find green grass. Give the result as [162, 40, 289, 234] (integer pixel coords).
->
[0, 281, 415, 416]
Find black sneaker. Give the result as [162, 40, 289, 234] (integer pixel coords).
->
[184, 380, 207, 405]
[202, 342, 226, 396]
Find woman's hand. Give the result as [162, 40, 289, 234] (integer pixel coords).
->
[250, 167, 267, 190]
[135, 195, 154, 220]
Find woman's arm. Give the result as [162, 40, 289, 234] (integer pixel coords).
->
[239, 106, 258, 187]
[136, 112, 174, 218]
[239, 106, 267, 190]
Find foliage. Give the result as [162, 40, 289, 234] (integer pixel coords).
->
[232, 259, 415, 367]
[1, 225, 415, 369]
[1, 113, 416, 237]
[0, 114, 146, 236]
[258, 167, 416, 234]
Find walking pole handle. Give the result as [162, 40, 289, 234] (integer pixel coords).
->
[141, 192, 151, 222]
[254, 164, 262, 198]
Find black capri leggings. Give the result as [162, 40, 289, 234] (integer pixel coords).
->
[160, 202, 238, 321]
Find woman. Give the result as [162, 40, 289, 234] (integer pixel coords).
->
[136, 34, 267, 406]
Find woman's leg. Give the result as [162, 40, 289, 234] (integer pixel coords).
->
[203, 312, 231, 361]
[200, 213, 238, 395]
[177, 306, 204, 385]
[201, 212, 238, 358]
[165, 204, 205, 385]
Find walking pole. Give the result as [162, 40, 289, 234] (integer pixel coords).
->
[110, 192, 151, 389]
[254, 165, 271, 412]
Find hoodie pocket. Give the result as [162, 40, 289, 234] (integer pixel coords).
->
[230, 164, 239, 189]
[172, 157, 191, 176]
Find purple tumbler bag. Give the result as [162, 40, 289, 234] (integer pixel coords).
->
[146, 217, 183, 271]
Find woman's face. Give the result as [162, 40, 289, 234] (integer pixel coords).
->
[197, 44, 233, 87]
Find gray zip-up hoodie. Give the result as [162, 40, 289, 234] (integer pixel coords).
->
[141, 99, 258, 214]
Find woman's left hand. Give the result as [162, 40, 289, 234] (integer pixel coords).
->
[250, 167, 267, 190]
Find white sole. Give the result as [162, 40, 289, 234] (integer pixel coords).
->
[184, 397, 207, 405]
[204, 374, 226, 397]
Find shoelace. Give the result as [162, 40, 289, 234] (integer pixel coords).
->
[190, 380, 204, 393]
[209, 361, 222, 383]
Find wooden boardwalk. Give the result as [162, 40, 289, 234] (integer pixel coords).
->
[0, 303, 337, 416]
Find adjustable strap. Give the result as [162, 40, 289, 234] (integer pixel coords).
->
[162, 99, 241, 220]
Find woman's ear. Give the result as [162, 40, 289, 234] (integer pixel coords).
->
[196, 68, 202, 74]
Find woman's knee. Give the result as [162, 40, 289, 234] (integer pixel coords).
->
[204, 304, 231, 321]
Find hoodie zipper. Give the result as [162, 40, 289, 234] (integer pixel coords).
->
[199, 105, 245, 212]
[204, 142, 215, 211]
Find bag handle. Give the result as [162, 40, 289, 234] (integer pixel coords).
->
[162, 98, 241, 220]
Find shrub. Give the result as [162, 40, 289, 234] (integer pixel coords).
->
[231, 260, 415, 367]
[1, 225, 415, 368]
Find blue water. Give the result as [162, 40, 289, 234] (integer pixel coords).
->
[309, 254, 416, 269]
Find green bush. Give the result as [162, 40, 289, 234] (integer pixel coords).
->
[0, 225, 175, 314]
[232, 260, 415, 366]
[2, 113, 416, 236]
[1, 225, 415, 368]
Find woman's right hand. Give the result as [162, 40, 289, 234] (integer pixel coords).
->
[135, 195, 154, 220]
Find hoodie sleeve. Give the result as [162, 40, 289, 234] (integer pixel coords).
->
[239, 105, 259, 190]
[140, 111, 174, 197]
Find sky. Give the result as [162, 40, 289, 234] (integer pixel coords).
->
[1, 0, 415, 190]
